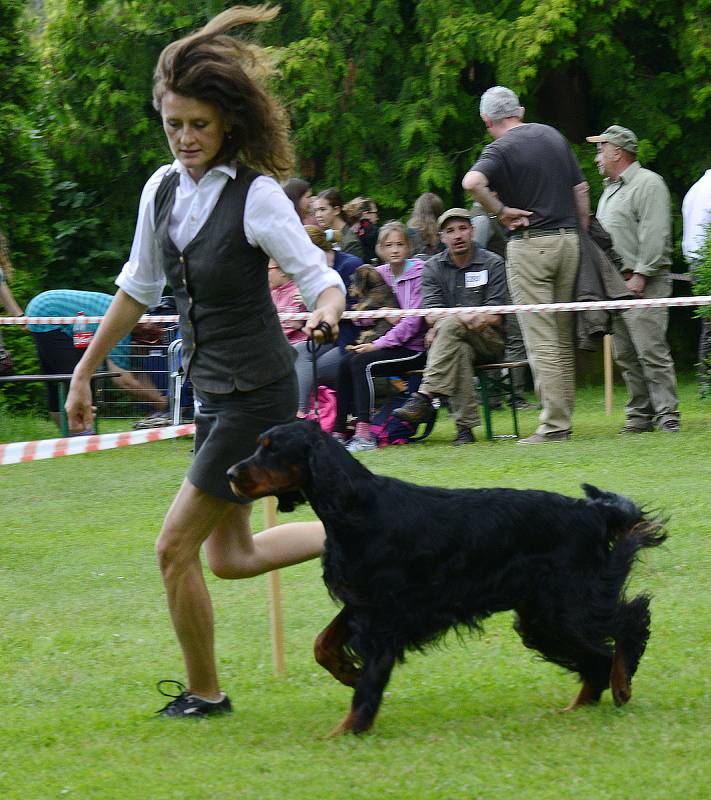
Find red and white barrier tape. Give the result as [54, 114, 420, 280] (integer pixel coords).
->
[0, 423, 195, 466]
[2, 295, 710, 326]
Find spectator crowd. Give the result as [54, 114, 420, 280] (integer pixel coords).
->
[273, 86, 707, 447]
[1, 85, 709, 444]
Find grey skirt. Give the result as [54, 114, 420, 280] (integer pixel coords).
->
[188, 373, 298, 504]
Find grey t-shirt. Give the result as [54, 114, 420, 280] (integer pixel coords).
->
[471, 123, 584, 229]
[422, 246, 509, 310]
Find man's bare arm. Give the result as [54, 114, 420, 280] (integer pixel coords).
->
[573, 181, 590, 231]
[463, 170, 532, 230]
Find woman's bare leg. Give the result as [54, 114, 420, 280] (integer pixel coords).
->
[156, 479, 325, 698]
[204, 509, 325, 578]
[155, 478, 235, 699]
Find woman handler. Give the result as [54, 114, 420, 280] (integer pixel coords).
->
[66, 6, 344, 718]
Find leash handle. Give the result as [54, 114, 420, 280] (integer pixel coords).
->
[306, 322, 333, 419]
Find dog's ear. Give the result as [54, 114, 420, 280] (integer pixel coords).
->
[365, 268, 380, 291]
[277, 492, 305, 513]
[307, 429, 362, 513]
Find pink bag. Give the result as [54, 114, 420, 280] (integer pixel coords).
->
[303, 385, 337, 432]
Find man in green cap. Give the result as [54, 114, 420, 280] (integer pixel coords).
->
[586, 125, 680, 433]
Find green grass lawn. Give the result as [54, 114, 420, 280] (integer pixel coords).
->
[1, 379, 709, 799]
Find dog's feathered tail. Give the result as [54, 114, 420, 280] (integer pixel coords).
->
[582, 483, 668, 549]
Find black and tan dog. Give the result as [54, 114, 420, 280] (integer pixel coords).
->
[228, 421, 666, 735]
[346, 265, 399, 347]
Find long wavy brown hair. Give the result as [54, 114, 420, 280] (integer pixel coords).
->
[407, 192, 444, 250]
[153, 5, 294, 178]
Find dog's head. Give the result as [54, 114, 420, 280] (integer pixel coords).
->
[227, 420, 322, 512]
[348, 265, 387, 301]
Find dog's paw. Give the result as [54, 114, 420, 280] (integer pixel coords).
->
[326, 712, 356, 738]
[561, 681, 604, 712]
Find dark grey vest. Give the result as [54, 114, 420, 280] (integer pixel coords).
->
[155, 168, 296, 393]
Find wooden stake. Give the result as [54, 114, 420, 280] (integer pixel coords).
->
[264, 495, 286, 675]
[603, 334, 614, 417]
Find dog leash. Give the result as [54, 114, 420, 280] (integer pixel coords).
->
[306, 321, 333, 419]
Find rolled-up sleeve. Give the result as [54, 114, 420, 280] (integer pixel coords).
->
[114, 166, 170, 307]
[244, 177, 345, 309]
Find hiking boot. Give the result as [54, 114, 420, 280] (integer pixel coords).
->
[452, 426, 475, 446]
[619, 422, 654, 434]
[393, 392, 434, 425]
[509, 396, 539, 411]
[517, 430, 571, 445]
[658, 419, 681, 433]
[346, 435, 378, 453]
[156, 680, 232, 718]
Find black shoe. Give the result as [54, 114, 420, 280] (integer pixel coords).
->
[452, 426, 475, 446]
[393, 392, 434, 425]
[658, 419, 681, 433]
[156, 680, 232, 718]
[619, 422, 654, 434]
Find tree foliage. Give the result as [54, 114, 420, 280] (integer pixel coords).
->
[12, 0, 711, 285]
[0, 0, 54, 411]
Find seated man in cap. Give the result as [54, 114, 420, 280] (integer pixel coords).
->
[586, 125, 680, 433]
[394, 208, 507, 445]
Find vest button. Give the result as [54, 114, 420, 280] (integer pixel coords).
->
[179, 256, 185, 264]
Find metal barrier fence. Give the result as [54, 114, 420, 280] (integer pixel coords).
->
[94, 324, 184, 421]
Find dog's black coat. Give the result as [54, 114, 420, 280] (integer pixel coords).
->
[228, 421, 666, 733]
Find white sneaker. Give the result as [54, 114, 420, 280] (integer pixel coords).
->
[346, 435, 377, 453]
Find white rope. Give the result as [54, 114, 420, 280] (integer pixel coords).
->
[2, 294, 710, 326]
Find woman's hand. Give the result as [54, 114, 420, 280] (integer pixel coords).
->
[303, 286, 344, 343]
[65, 374, 96, 433]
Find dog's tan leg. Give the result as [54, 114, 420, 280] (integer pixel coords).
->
[327, 710, 358, 737]
[610, 645, 632, 706]
[314, 609, 362, 688]
[562, 681, 604, 712]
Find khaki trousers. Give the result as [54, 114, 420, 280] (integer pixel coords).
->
[612, 270, 679, 427]
[419, 316, 504, 429]
[506, 232, 579, 434]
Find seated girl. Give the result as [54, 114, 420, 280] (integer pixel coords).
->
[268, 259, 308, 345]
[312, 188, 364, 259]
[343, 196, 380, 264]
[332, 221, 427, 452]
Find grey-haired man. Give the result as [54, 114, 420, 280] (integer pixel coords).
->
[463, 86, 590, 444]
[586, 125, 680, 433]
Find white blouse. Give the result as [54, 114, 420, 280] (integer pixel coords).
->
[115, 161, 344, 309]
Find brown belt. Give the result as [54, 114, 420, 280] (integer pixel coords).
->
[509, 227, 577, 240]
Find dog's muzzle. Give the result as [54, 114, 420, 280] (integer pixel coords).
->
[227, 460, 272, 500]
[227, 457, 306, 501]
